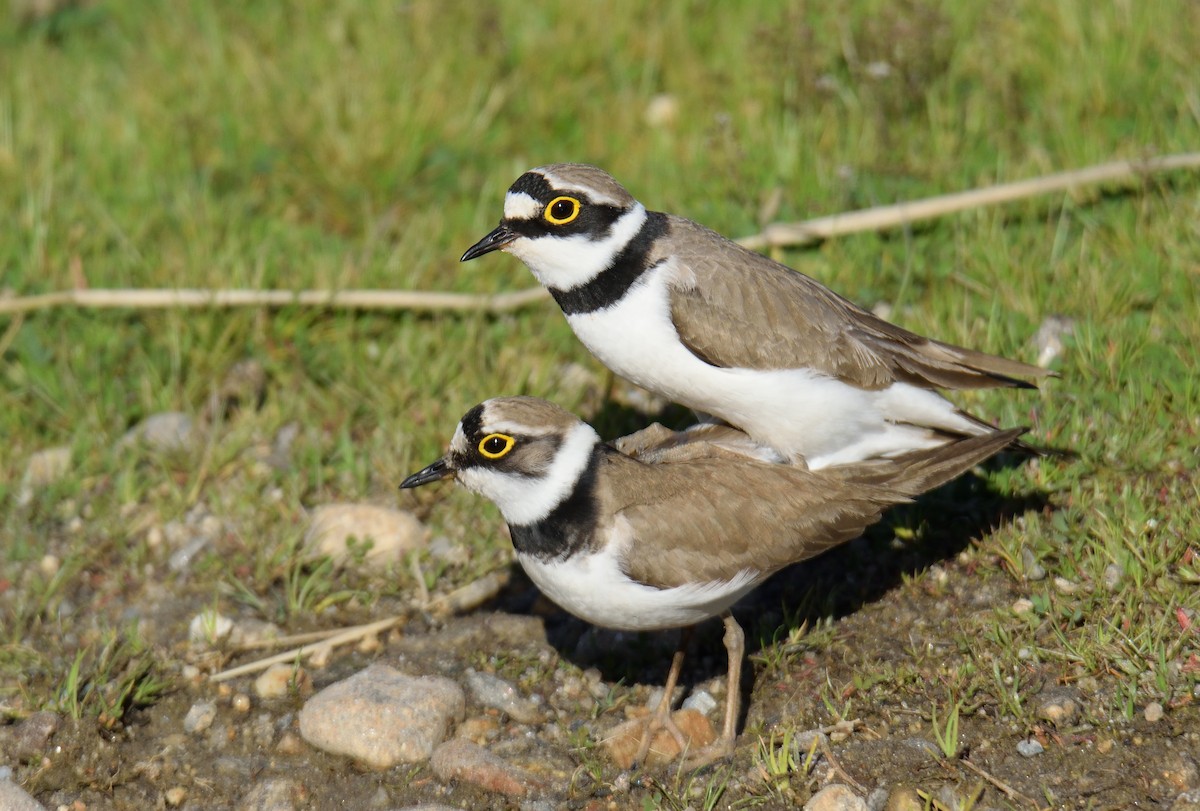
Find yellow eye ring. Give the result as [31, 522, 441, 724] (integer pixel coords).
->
[478, 433, 515, 459]
[544, 196, 581, 225]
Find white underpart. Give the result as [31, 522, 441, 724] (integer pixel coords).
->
[519, 520, 761, 631]
[455, 421, 599, 526]
[559, 258, 980, 468]
[506, 204, 648, 290]
[503, 191, 542, 221]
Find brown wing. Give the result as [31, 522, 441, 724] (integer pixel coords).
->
[598, 427, 1023, 589]
[662, 216, 1052, 391]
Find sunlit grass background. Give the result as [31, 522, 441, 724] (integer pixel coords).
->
[1, 0, 1198, 804]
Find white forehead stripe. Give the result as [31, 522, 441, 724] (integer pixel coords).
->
[538, 169, 626, 207]
[503, 191, 542, 221]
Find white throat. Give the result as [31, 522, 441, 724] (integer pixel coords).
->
[456, 422, 600, 526]
[507, 203, 648, 290]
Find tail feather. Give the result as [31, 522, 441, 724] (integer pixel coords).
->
[855, 427, 1027, 497]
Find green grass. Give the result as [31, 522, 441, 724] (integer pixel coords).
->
[2, 0, 1199, 807]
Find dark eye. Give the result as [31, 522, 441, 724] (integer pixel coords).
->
[478, 433, 515, 459]
[544, 196, 581, 225]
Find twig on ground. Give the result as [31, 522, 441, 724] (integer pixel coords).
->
[959, 755, 1041, 809]
[3, 152, 1197, 320]
[209, 615, 403, 682]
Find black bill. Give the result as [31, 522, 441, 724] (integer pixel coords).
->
[461, 224, 516, 261]
[400, 457, 454, 489]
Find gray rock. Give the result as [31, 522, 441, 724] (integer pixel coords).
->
[804, 783, 867, 811]
[122, 411, 195, 452]
[1174, 789, 1200, 811]
[1017, 738, 1044, 757]
[1020, 547, 1046, 581]
[304, 503, 428, 570]
[183, 700, 217, 734]
[17, 446, 71, 506]
[1102, 563, 1124, 590]
[1, 711, 60, 762]
[0, 778, 46, 811]
[237, 777, 301, 811]
[465, 669, 543, 724]
[430, 738, 543, 798]
[682, 689, 718, 716]
[1036, 688, 1080, 726]
[299, 664, 464, 768]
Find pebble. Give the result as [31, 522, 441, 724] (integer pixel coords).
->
[304, 503, 428, 569]
[237, 777, 303, 811]
[682, 689, 718, 716]
[164, 785, 187, 806]
[1012, 597, 1035, 615]
[255, 663, 310, 700]
[1161, 752, 1200, 792]
[188, 610, 235, 645]
[298, 664, 464, 768]
[122, 411, 195, 452]
[183, 700, 218, 734]
[1, 711, 61, 761]
[465, 669, 543, 724]
[1103, 563, 1124, 590]
[644, 93, 680, 128]
[0, 778, 46, 811]
[17, 445, 71, 506]
[276, 731, 305, 755]
[1032, 314, 1075, 368]
[390, 805, 464, 811]
[1053, 576, 1081, 595]
[1173, 789, 1200, 811]
[603, 708, 716, 769]
[232, 693, 252, 713]
[1145, 702, 1165, 722]
[430, 738, 543, 798]
[1016, 738, 1044, 757]
[1021, 547, 1046, 581]
[456, 715, 502, 745]
[883, 785, 923, 811]
[805, 783, 867, 811]
[1036, 689, 1080, 726]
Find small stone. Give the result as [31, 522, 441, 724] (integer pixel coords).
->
[465, 669, 543, 724]
[1032, 315, 1075, 368]
[188, 610, 234, 645]
[232, 693, 252, 713]
[237, 777, 303, 811]
[602, 708, 716, 769]
[276, 731, 305, 755]
[1145, 702, 1165, 722]
[38, 555, 60, 577]
[1173, 789, 1200, 811]
[184, 700, 218, 734]
[2, 711, 60, 762]
[1036, 689, 1080, 726]
[1103, 563, 1124, 590]
[1012, 597, 1035, 615]
[17, 445, 71, 506]
[430, 738, 544, 798]
[1021, 547, 1046, 581]
[455, 715, 501, 745]
[304, 503, 428, 570]
[165, 786, 187, 806]
[298, 664, 465, 768]
[1096, 737, 1114, 754]
[0, 778, 46, 811]
[682, 690, 718, 716]
[884, 785, 924, 811]
[1054, 576, 1080, 595]
[1161, 752, 1200, 792]
[1016, 738, 1044, 757]
[644, 93, 679, 128]
[255, 663, 309, 700]
[804, 783, 867, 811]
[122, 411, 195, 452]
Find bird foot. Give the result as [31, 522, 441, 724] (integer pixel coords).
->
[678, 733, 736, 772]
[602, 707, 718, 770]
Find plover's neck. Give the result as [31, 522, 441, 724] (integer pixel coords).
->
[549, 210, 670, 316]
[508, 443, 607, 561]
